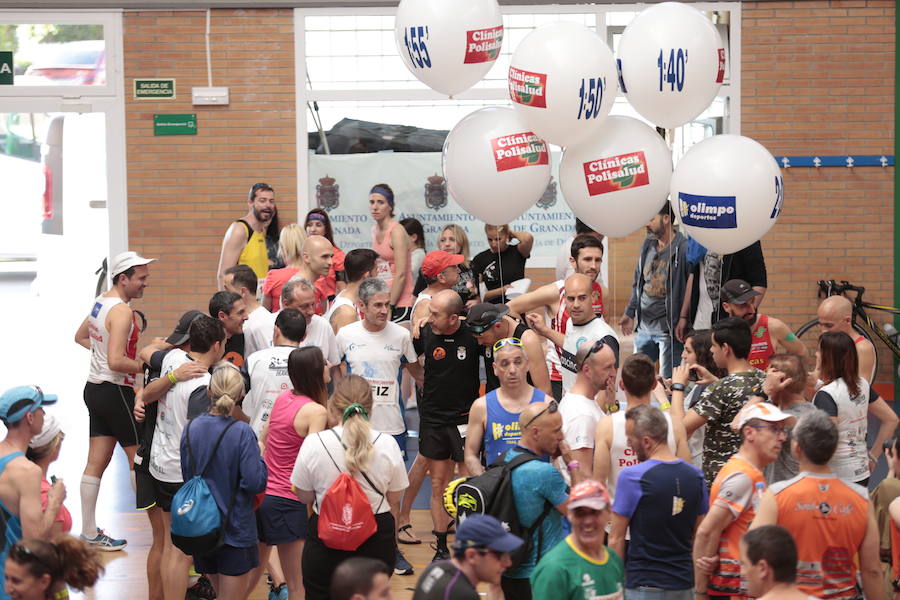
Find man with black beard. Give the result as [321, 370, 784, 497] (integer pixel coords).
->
[217, 182, 277, 289]
[719, 279, 806, 371]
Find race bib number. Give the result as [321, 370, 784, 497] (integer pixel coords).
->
[370, 380, 397, 406]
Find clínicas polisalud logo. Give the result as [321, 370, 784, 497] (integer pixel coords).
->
[582, 151, 650, 195]
[464, 26, 503, 64]
[490, 132, 549, 172]
[508, 66, 547, 108]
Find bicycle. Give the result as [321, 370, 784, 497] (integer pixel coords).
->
[796, 280, 900, 378]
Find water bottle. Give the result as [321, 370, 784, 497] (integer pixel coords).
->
[752, 481, 765, 512]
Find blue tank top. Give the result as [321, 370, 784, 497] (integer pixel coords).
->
[482, 388, 545, 466]
[0, 451, 25, 600]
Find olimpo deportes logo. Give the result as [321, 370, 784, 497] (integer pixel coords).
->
[678, 192, 737, 229]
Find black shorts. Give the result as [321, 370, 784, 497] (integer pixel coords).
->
[551, 380, 563, 402]
[194, 544, 259, 577]
[419, 423, 465, 462]
[151, 476, 183, 513]
[390, 305, 412, 324]
[135, 468, 158, 511]
[83, 381, 140, 447]
[257, 495, 308, 545]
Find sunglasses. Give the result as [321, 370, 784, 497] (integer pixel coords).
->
[9, 543, 46, 569]
[522, 399, 559, 430]
[477, 548, 508, 560]
[492, 337, 523, 354]
[576, 339, 606, 370]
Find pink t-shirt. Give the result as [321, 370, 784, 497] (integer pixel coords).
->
[371, 222, 414, 308]
[41, 478, 72, 533]
[264, 390, 314, 499]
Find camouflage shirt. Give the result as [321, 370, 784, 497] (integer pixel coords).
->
[694, 370, 765, 485]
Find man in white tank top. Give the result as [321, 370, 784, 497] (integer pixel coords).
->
[224, 264, 275, 358]
[816, 295, 876, 383]
[73, 250, 155, 551]
[326, 248, 379, 334]
[593, 354, 690, 501]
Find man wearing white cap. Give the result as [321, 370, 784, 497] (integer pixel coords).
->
[0, 385, 65, 591]
[74, 250, 155, 551]
[693, 402, 792, 600]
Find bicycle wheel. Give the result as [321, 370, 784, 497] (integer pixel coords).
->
[795, 318, 877, 377]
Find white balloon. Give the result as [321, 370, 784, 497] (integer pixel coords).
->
[671, 135, 784, 255]
[560, 116, 673, 238]
[443, 107, 551, 225]
[395, 0, 503, 97]
[617, 2, 725, 129]
[508, 22, 617, 147]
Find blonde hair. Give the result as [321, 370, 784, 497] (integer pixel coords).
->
[329, 375, 374, 473]
[278, 223, 308, 265]
[441, 224, 471, 268]
[208, 363, 244, 416]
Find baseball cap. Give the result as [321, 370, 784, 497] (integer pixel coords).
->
[721, 279, 761, 305]
[421, 250, 464, 279]
[0, 386, 58, 424]
[165, 310, 207, 346]
[465, 303, 509, 334]
[454, 514, 524, 553]
[737, 402, 793, 430]
[29, 412, 62, 449]
[568, 480, 611, 512]
[110, 251, 156, 278]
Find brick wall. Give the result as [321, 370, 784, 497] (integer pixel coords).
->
[124, 9, 296, 336]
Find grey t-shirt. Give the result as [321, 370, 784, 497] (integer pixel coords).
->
[764, 401, 817, 484]
[638, 242, 672, 334]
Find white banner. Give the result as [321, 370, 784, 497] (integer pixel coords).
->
[307, 151, 608, 278]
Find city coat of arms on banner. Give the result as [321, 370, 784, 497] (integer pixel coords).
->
[424, 174, 448, 210]
[537, 175, 558, 209]
[317, 175, 340, 211]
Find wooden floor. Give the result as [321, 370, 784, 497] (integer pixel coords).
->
[80, 509, 456, 599]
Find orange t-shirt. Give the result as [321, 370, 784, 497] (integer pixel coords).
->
[708, 455, 766, 599]
[770, 473, 868, 600]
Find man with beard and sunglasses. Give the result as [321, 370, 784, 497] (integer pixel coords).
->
[720, 279, 806, 371]
[217, 182, 277, 289]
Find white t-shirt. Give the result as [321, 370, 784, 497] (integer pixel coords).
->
[816, 377, 872, 482]
[559, 316, 619, 395]
[244, 345, 295, 436]
[150, 349, 211, 483]
[607, 409, 676, 500]
[291, 426, 409, 514]
[299, 315, 341, 367]
[243, 305, 275, 357]
[559, 392, 605, 451]
[336, 320, 417, 435]
[324, 290, 356, 328]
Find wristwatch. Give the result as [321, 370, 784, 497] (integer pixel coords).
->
[670, 383, 686, 392]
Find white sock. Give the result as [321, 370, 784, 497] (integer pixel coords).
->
[80, 475, 101, 538]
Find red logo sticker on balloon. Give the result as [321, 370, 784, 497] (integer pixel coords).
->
[491, 132, 549, 172]
[716, 48, 726, 83]
[464, 26, 503, 64]
[508, 67, 547, 108]
[583, 151, 650, 195]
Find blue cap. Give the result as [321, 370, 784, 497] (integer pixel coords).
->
[0, 386, 58, 424]
[454, 514, 524, 553]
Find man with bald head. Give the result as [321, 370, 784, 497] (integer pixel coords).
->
[818, 295, 876, 382]
[296, 235, 334, 314]
[465, 339, 548, 476]
[412, 289, 481, 560]
[528, 273, 618, 396]
[499, 400, 581, 599]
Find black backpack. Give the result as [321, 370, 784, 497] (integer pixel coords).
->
[453, 451, 554, 569]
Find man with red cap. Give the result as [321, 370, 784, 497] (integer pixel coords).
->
[531, 479, 624, 599]
[411, 249, 465, 326]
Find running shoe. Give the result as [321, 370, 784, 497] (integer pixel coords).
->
[268, 583, 287, 600]
[80, 528, 127, 551]
[186, 575, 216, 600]
[394, 549, 414, 576]
[430, 545, 450, 562]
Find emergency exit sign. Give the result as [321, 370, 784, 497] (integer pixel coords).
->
[154, 114, 197, 136]
[135, 78, 175, 99]
[0, 52, 13, 85]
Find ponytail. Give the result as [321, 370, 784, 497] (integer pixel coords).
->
[330, 375, 374, 473]
[208, 363, 244, 416]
